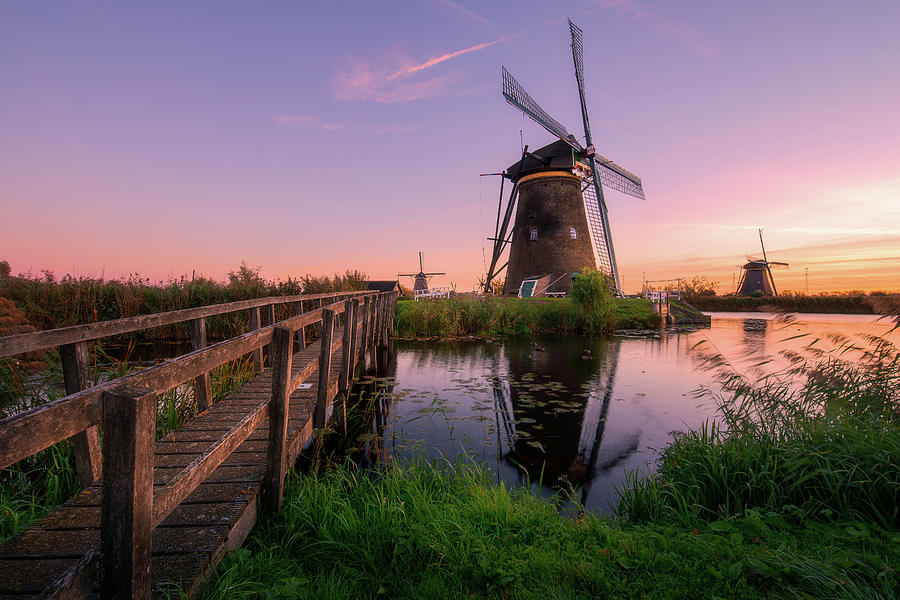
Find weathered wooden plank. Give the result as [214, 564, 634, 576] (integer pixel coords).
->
[151, 403, 269, 527]
[262, 327, 292, 513]
[314, 309, 335, 429]
[59, 341, 102, 487]
[348, 299, 361, 385]
[190, 318, 211, 411]
[100, 385, 155, 600]
[0, 291, 367, 358]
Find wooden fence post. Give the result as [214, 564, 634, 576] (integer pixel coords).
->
[263, 326, 293, 514]
[263, 304, 276, 367]
[101, 384, 155, 600]
[314, 308, 336, 429]
[359, 297, 371, 371]
[189, 318, 211, 411]
[295, 300, 307, 349]
[368, 296, 378, 370]
[314, 298, 324, 340]
[348, 298, 361, 384]
[336, 300, 357, 433]
[60, 341, 102, 486]
[249, 306, 262, 374]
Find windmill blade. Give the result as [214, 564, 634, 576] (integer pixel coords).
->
[581, 176, 616, 283]
[502, 66, 581, 150]
[769, 261, 789, 267]
[590, 154, 646, 200]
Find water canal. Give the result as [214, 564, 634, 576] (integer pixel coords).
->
[355, 312, 898, 514]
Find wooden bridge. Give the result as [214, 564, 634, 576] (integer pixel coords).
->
[0, 289, 399, 598]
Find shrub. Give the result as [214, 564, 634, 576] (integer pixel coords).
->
[569, 269, 616, 332]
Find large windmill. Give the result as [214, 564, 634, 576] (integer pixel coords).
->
[737, 229, 788, 296]
[399, 252, 445, 295]
[483, 19, 645, 297]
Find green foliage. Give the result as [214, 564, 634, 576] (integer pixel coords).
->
[691, 290, 900, 314]
[0, 263, 367, 341]
[394, 296, 649, 338]
[570, 269, 617, 332]
[204, 458, 900, 600]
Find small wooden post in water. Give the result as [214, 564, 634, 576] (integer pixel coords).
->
[60, 341, 102, 486]
[263, 326, 293, 513]
[101, 384, 156, 600]
[189, 317, 211, 411]
[314, 308, 336, 428]
[249, 306, 263, 374]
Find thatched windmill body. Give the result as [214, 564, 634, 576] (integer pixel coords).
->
[483, 20, 646, 297]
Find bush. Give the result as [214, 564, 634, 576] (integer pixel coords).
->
[569, 269, 616, 332]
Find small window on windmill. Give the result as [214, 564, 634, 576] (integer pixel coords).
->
[570, 227, 577, 239]
[519, 278, 539, 298]
[529, 228, 538, 241]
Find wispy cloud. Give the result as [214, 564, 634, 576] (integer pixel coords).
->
[332, 31, 519, 103]
[426, 0, 491, 25]
[586, 0, 718, 58]
[273, 114, 415, 135]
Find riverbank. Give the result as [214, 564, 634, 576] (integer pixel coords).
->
[395, 296, 658, 337]
[203, 313, 899, 599]
[690, 292, 899, 314]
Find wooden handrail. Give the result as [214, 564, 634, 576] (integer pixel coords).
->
[0, 290, 372, 358]
[0, 291, 377, 470]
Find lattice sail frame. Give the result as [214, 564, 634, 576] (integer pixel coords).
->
[581, 178, 615, 279]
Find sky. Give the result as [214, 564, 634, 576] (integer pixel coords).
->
[2, 0, 898, 294]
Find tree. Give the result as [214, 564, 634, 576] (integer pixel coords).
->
[681, 276, 719, 300]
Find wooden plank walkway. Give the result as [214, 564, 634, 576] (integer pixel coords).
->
[0, 326, 360, 598]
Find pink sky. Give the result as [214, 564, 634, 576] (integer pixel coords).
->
[2, 1, 898, 294]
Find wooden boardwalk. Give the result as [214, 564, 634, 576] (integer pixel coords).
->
[0, 291, 398, 598]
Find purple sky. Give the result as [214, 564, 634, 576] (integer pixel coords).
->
[2, 1, 899, 293]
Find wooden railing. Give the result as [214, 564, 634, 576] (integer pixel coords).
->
[0, 289, 399, 599]
[0, 291, 366, 486]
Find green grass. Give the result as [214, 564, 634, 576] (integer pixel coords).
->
[689, 292, 900, 314]
[0, 263, 367, 341]
[203, 459, 899, 600]
[394, 296, 657, 338]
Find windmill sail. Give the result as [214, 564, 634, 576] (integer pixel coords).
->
[502, 67, 578, 148]
[593, 154, 645, 200]
[581, 179, 615, 278]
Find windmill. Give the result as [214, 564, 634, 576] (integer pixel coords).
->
[483, 19, 646, 297]
[399, 252, 445, 295]
[736, 229, 788, 296]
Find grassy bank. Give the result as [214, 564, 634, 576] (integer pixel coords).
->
[204, 455, 898, 600]
[204, 319, 899, 599]
[0, 262, 367, 341]
[690, 291, 900, 314]
[395, 296, 657, 337]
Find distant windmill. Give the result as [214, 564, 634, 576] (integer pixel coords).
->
[399, 252, 445, 294]
[483, 19, 646, 297]
[736, 229, 788, 296]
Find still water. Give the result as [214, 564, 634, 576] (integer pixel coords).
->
[361, 313, 897, 514]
